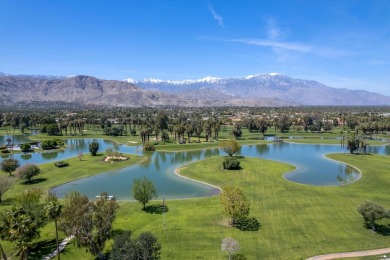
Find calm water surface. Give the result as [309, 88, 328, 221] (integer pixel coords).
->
[1, 135, 390, 200]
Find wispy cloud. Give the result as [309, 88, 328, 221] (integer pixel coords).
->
[208, 3, 224, 28]
[265, 17, 283, 40]
[232, 39, 312, 53]
[232, 18, 353, 58]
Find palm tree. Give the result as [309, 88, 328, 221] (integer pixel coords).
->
[45, 194, 63, 260]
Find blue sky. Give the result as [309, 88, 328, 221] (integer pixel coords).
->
[0, 0, 389, 95]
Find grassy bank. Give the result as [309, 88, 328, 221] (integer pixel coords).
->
[0, 153, 147, 258]
[46, 153, 390, 259]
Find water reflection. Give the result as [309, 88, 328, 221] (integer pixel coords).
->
[1, 135, 390, 200]
[255, 144, 269, 155]
[41, 151, 58, 160]
[20, 153, 32, 160]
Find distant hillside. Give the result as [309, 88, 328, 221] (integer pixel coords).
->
[0, 75, 293, 107]
[128, 74, 390, 106]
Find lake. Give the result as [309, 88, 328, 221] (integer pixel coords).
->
[1, 135, 390, 200]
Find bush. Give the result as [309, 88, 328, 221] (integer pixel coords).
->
[143, 142, 156, 151]
[0, 145, 7, 150]
[235, 216, 260, 231]
[54, 161, 69, 168]
[54, 139, 64, 147]
[17, 164, 40, 183]
[223, 157, 241, 170]
[41, 140, 58, 149]
[1, 149, 10, 154]
[20, 143, 31, 152]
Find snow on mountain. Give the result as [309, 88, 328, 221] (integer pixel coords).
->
[127, 73, 390, 106]
[125, 76, 223, 85]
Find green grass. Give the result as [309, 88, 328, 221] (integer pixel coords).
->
[2, 153, 147, 200]
[37, 153, 390, 260]
[0, 153, 147, 258]
[1, 130, 390, 259]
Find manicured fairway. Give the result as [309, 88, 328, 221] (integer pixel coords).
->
[45, 153, 390, 259]
[1, 149, 389, 259]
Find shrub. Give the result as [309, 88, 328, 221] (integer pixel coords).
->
[54, 161, 69, 168]
[54, 139, 64, 147]
[89, 140, 99, 156]
[223, 157, 241, 170]
[17, 164, 40, 183]
[0, 145, 7, 150]
[41, 140, 58, 149]
[1, 149, 10, 154]
[143, 142, 156, 151]
[234, 216, 260, 231]
[20, 143, 31, 152]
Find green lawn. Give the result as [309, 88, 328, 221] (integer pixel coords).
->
[0, 153, 147, 258]
[40, 153, 390, 260]
[1, 130, 390, 259]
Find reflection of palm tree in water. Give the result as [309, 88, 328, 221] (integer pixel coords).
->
[337, 162, 357, 183]
[344, 165, 355, 182]
[337, 162, 344, 183]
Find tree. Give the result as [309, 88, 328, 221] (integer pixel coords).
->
[275, 115, 291, 133]
[132, 177, 158, 210]
[220, 186, 250, 225]
[231, 128, 242, 139]
[1, 158, 19, 176]
[89, 140, 99, 156]
[110, 231, 161, 260]
[17, 164, 40, 183]
[0, 175, 15, 203]
[347, 131, 359, 154]
[222, 157, 241, 170]
[0, 206, 40, 259]
[20, 143, 31, 152]
[221, 237, 240, 260]
[0, 188, 45, 259]
[357, 201, 386, 231]
[143, 142, 156, 151]
[219, 139, 240, 157]
[46, 123, 61, 136]
[59, 191, 118, 260]
[137, 232, 161, 260]
[45, 194, 63, 260]
[78, 151, 83, 161]
[41, 139, 58, 149]
[161, 130, 169, 144]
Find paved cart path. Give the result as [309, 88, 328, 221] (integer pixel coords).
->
[307, 247, 390, 260]
[42, 235, 74, 260]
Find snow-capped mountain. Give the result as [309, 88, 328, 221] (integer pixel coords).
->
[125, 73, 390, 106]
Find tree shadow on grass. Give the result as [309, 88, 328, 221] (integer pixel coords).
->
[375, 224, 390, 236]
[0, 197, 15, 206]
[143, 203, 169, 214]
[233, 254, 247, 260]
[29, 238, 58, 260]
[20, 178, 47, 185]
[363, 223, 390, 236]
[111, 228, 128, 238]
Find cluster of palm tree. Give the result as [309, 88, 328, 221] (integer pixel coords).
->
[1, 107, 390, 140]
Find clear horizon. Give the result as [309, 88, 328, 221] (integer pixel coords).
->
[0, 0, 389, 95]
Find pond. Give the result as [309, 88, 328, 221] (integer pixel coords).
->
[1, 135, 390, 200]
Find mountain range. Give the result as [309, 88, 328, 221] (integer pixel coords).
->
[127, 73, 390, 106]
[0, 73, 389, 107]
